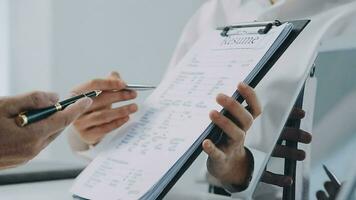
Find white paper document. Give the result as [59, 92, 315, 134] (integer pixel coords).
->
[71, 23, 293, 200]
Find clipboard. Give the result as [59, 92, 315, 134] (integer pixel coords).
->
[72, 19, 310, 200]
[155, 19, 310, 200]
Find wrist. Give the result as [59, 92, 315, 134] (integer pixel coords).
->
[224, 147, 254, 192]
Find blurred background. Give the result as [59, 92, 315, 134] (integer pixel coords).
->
[0, 0, 205, 163]
[0, 0, 355, 199]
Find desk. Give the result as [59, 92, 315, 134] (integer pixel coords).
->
[0, 179, 234, 200]
[0, 154, 235, 200]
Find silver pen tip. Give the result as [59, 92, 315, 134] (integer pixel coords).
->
[95, 90, 103, 96]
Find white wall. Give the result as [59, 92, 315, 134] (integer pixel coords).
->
[9, 0, 52, 95]
[50, 0, 205, 97]
[0, 0, 9, 96]
[8, 0, 205, 162]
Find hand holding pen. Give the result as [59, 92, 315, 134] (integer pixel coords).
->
[16, 72, 155, 146]
[6, 72, 154, 169]
[71, 72, 155, 145]
[1, 91, 92, 169]
[16, 84, 155, 127]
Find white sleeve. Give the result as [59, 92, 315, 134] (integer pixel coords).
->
[66, 125, 95, 161]
[166, 0, 224, 71]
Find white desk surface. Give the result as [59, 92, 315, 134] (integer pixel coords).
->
[0, 179, 233, 200]
[0, 154, 234, 200]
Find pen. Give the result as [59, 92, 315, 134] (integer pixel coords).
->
[125, 84, 156, 91]
[16, 84, 156, 127]
[323, 164, 341, 187]
[16, 90, 102, 127]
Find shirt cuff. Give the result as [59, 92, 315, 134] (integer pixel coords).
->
[66, 125, 94, 161]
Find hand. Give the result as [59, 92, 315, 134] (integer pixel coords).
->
[72, 72, 138, 145]
[0, 91, 92, 169]
[316, 181, 342, 200]
[202, 82, 262, 186]
[261, 108, 312, 187]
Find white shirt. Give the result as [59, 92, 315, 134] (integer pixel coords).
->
[68, 0, 272, 186]
[67, 0, 348, 198]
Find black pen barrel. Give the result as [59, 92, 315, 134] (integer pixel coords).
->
[60, 94, 86, 110]
[16, 90, 99, 127]
[59, 91, 96, 110]
[22, 106, 58, 125]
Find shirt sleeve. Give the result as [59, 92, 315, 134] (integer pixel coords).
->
[66, 125, 95, 161]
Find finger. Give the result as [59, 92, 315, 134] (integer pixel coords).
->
[4, 91, 59, 115]
[86, 104, 112, 114]
[272, 145, 306, 161]
[108, 71, 121, 80]
[72, 78, 126, 94]
[202, 139, 226, 162]
[325, 181, 338, 197]
[83, 117, 130, 144]
[216, 93, 254, 131]
[27, 97, 93, 137]
[78, 104, 138, 129]
[209, 110, 245, 142]
[261, 171, 293, 187]
[289, 108, 306, 120]
[237, 83, 262, 118]
[89, 90, 137, 111]
[316, 190, 328, 200]
[280, 127, 312, 144]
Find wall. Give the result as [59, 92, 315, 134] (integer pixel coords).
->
[0, 0, 9, 96]
[50, 0, 205, 97]
[7, 0, 204, 162]
[9, 0, 52, 95]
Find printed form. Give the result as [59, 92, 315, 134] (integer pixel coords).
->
[71, 23, 291, 200]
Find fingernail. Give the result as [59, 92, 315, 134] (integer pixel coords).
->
[121, 80, 127, 86]
[129, 104, 138, 112]
[79, 97, 93, 109]
[131, 91, 138, 98]
[111, 71, 120, 77]
[210, 110, 219, 119]
[239, 82, 247, 88]
[217, 93, 228, 102]
[205, 141, 211, 148]
[286, 178, 293, 185]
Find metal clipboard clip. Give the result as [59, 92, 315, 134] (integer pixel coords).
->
[219, 20, 283, 37]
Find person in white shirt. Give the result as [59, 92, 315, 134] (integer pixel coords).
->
[67, 0, 322, 197]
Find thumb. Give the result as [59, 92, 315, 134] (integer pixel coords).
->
[36, 97, 93, 137]
[60, 97, 93, 122]
[108, 71, 121, 80]
[4, 91, 59, 115]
